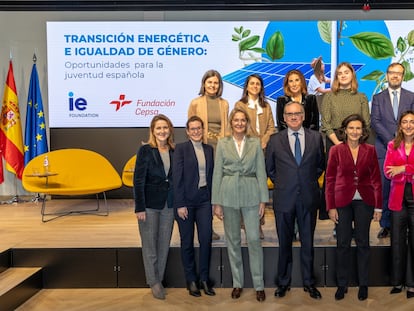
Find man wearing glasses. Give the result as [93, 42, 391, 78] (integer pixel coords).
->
[265, 101, 325, 300]
[371, 62, 414, 239]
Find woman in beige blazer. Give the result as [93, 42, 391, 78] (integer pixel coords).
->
[212, 107, 269, 302]
[188, 69, 229, 148]
[234, 74, 276, 150]
[188, 69, 229, 241]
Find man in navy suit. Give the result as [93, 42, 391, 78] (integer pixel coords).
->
[266, 101, 325, 300]
[173, 115, 215, 297]
[371, 62, 414, 238]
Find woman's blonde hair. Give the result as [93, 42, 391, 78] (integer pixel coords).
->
[228, 107, 250, 136]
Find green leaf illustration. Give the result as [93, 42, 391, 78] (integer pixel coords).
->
[402, 60, 414, 81]
[242, 29, 251, 38]
[397, 37, 407, 53]
[361, 70, 384, 81]
[234, 26, 242, 35]
[265, 31, 284, 60]
[232, 34, 240, 42]
[408, 30, 414, 46]
[239, 35, 260, 51]
[318, 21, 332, 44]
[349, 32, 395, 59]
[248, 47, 266, 53]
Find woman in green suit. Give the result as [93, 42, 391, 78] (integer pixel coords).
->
[212, 107, 269, 302]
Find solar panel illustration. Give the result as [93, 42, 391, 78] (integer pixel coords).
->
[223, 62, 364, 102]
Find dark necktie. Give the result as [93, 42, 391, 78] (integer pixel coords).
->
[293, 132, 301, 165]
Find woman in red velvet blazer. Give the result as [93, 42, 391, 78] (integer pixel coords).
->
[326, 114, 382, 301]
[383, 110, 414, 299]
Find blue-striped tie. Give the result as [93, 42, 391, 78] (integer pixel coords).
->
[293, 132, 301, 165]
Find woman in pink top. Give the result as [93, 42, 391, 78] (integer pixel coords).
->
[384, 110, 414, 299]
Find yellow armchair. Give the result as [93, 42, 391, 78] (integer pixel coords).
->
[22, 148, 122, 222]
[122, 155, 136, 188]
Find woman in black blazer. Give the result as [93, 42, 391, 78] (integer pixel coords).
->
[134, 114, 175, 300]
[276, 69, 319, 132]
[173, 115, 215, 298]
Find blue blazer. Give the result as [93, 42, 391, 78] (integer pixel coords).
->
[173, 140, 214, 208]
[265, 128, 325, 213]
[371, 88, 414, 159]
[133, 144, 173, 213]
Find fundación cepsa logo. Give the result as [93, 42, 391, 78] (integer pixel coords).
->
[110, 94, 133, 111]
[108, 94, 176, 116]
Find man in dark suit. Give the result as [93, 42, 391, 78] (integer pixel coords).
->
[266, 101, 325, 300]
[173, 115, 215, 297]
[371, 62, 414, 238]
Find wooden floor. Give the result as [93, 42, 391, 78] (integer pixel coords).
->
[15, 287, 414, 311]
[0, 196, 390, 250]
[2, 197, 412, 310]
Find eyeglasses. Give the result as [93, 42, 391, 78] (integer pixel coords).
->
[387, 71, 404, 77]
[284, 112, 303, 118]
[188, 127, 202, 132]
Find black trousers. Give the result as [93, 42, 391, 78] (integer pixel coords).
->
[336, 200, 374, 287]
[390, 183, 414, 287]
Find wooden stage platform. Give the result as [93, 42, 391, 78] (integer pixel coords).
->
[0, 198, 412, 311]
[0, 197, 389, 250]
[0, 197, 392, 288]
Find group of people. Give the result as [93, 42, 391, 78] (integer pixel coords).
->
[132, 62, 414, 303]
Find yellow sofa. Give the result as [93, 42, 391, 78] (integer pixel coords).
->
[121, 155, 136, 188]
[22, 148, 122, 222]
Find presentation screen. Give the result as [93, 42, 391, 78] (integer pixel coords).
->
[47, 21, 414, 128]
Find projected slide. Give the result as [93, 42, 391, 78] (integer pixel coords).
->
[47, 21, 414, 128]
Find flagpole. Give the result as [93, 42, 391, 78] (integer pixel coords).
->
[24, 53, 48, 203]
[1, 57, 26, 204]
[32, 52, 45, 203]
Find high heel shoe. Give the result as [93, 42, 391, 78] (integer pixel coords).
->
[358, 286, 368, 301]
[200, 280, 215, 296]
[187, 281, 201, 297]
[390, 285, 403, 294]
[335, 286, 348, 300]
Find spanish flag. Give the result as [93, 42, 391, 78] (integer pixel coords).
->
[0, 60, 24, 182]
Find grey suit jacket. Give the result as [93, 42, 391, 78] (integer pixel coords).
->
[265, 128, 325, 213]
[211, 136, 268, 208]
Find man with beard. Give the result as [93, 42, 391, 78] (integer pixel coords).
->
[371, 62, 414, 239]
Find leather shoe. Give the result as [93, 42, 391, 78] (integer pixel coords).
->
[256, 290, 266, 302]
[274, 285, 290, 297]
[231, 287, 243, 299]
[390, 285, 403, 294]
[407, 290, 414, 299]
[358, 286, 368, 301]
[335, 286, 348, 300]
[200, 281, 215, 296]
[377, 227, 390, 239]
[187, 281, 201, 297]
[304, 285, 322, 299]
